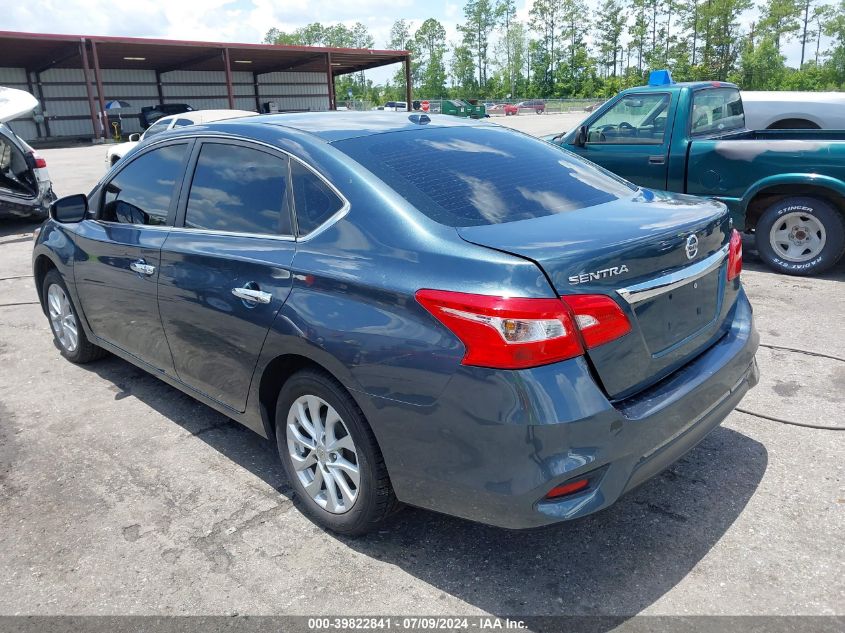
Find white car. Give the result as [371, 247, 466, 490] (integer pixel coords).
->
[741, 91, 845, 130]
[372, 101, 407, 112]
[0, 87, 54, 220]
[105, 109, 257, 169]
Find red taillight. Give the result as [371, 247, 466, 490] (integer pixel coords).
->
[727, 229, 742, 281]
[415, 289, 583, 369]
[31, 153, 47, 168]
[415, 289, 631, 370]
[562, 294, 632, 349]
[545, 478, 589, 500]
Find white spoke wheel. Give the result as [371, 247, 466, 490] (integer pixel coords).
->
[768, 211, 826, 263]
[275, 369, 400, 535]
[286, 394, 360, 514]
[755, 197, 845, 276]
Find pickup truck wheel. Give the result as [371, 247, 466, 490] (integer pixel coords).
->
[275, 369, 401, 535]
[755, 196, 845, 275]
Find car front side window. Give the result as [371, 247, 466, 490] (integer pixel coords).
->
[101, 143, 188, 226]
[184, 142, 292, 236]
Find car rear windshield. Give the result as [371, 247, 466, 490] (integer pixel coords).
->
[333, 126, 635, 227]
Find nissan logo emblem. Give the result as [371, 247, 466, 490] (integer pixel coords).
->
[685, 234, 699, 259]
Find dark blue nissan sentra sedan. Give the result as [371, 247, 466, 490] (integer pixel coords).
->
[33, 112, 758, 534]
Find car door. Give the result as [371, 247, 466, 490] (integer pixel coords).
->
[565, 92, 674, 190]
[72, 140, 192, 374]
[156, 139, 297, 412]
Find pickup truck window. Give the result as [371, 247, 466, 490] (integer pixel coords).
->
[587, 93, 670, 145]
[690, 88, 745, 136]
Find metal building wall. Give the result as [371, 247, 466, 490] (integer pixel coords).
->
[1, 66, 331, 142]
[0, 67, 39, 140]
[257, 72, 331, 113]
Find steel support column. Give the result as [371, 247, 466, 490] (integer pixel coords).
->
[155, 70, 165, 106]
[253, 72, 262, 112]
[404, 55, 412, 111]
[222, 48, 235, 109]
[78, 39, 100, 142]
[34, 72, 51, 138]
[90, 41, 108, 140]
[25, 71, 43, 138]
[325, 53, 336, 110]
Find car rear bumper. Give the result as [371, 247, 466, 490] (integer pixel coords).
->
[0, 186, 52, 220]
[359, 288, 759, 529]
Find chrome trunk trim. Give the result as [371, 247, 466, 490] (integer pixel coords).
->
[616, 244, 730, 305]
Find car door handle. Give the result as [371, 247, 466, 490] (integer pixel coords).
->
[231, 287, 272, 304]
[648, 155, 666, 165]
[129, 260, 156, 276]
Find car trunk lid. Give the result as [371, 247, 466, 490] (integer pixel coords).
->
[457, 190, 734, 399]
[0, 87, 38, 124]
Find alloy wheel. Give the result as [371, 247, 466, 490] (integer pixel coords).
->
[47, 284, 79, 353]
[286, 395, 360, 514]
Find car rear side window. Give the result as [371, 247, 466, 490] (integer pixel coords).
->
[184, 143, 291, 236]
[101, 143, 188, 225]
[333, 126, 634, 227]
[290, 160, 344, 236]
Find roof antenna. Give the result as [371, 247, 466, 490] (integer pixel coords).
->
[408, 114, 430, 125]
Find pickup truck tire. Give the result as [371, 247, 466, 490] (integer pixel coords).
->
[755, 197, 845, 275]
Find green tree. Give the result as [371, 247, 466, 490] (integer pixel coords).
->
[415, 19, 449, 97]
[736, 34, 787, 87]
[759, 0, 803, 49]
[529, 0, 564, 91]
[595, 0, 626, 77]
[823, 0, 845, 84]
[450, 43, 479, 96]
[496, 0, 518, 96]
[458, 0, 498, 88]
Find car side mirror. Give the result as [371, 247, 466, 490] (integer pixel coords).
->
[573, 125, 588, 147]
[128, 133, 141, 142]
[50, 194, 88, 223]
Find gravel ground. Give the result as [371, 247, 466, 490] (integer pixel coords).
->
[0, 131, 842, 619]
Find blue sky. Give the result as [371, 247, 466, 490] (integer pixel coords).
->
[5, 0, 822, 86]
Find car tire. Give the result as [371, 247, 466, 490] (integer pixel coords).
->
[755, 196, 845, 275]
[275, 368, 401, 535]
[536, 108, 543, 115]
[42, 269, 106, 363]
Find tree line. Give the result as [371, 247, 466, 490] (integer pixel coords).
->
[264, 0, 845, 101]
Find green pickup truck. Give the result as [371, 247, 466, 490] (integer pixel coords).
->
[549, 73, 845, 275]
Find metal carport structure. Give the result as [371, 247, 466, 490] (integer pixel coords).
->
[0, 31, 412, 142]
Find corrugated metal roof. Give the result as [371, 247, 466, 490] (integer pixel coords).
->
[0, 30, 409, 75]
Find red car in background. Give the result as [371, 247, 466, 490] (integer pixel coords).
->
[505, 100, 546, 115]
